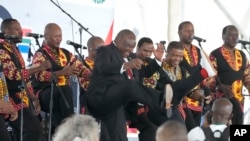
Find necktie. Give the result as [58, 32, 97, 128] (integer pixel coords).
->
[126, 68, 134, 79]
[124, 58, 134, 79]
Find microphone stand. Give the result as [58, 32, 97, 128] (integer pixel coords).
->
[33, 37, 69, 141]
[79, 27, 83, 55]
[27, 46, 33, 66]
[50, 0, 94, 56]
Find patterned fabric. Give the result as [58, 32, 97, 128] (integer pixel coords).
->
[32, 45, 91, 87]
[0, 42, 31, 110]
[43, 46, 68, 86]
[183, 45, 199, 66]
[221, 47, 242, 71]
[184, 96, 200, 107]
[183, 45, 202, 111]
[85, 57, 94, 70]
[178, 105, 186, 120]
[0, 63, 9, 102]
[210, 46, 250, 102]
[162, 61, 182, 81]
[78, 57, 94, 90]
[182, 103, 203, 111]
[142, 61, 159, 89]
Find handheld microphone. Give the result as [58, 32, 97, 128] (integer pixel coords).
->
[66, 40, 87, 49]
[192, 35, 206, 42]
[0, 33, 19, 40]
[26, 33, 44, 38]
[128, 53, 137, 60]
[160, 40, 166, 45]
[238, 40, 250, 45]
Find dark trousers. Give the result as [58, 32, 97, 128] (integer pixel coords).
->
[183, 107, 198, 132]
[135, 113, 157, 141]
[39, 85, 74, 128]
[88, 80, 162, 141]
[0, 114, 12, 141]
[88, 80, 162, 117]
[229, 97, 243, 124]
[149, 69, 206, 126]
[100, 106, 128, 141]
[1, 108, 43, 141]
[125, 102, 157, 141]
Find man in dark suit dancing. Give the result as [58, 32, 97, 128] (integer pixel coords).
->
[87, 29, 209, 141]
[87, 29, 165, 141]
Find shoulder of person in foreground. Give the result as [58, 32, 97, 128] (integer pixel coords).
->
[187, 126, 205, 141]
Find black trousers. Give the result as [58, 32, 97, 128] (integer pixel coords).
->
[88, 80, 162, 117]
[88, 80, 162, 141]
[0, 108, 43, 141]
[229, 97, 243, 124]
[100, 106, 128, 141]
[183, 107, 199, 132]
[0, 114, 12, 141]
[39, 85, 74, 128]
[135, 113, 157, 141]
[125, 102, 157, 141]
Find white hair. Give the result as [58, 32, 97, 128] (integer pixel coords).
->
[52, 114, 99, 141]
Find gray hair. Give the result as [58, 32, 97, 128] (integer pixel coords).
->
[53, 114, 99, 141]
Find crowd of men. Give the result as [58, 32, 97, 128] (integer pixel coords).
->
[0, 18, 249, 141]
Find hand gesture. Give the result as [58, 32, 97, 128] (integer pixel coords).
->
[189, 89, 205, 101]
[0, 101, 18, 121]
[244, 74, 250, 84]
[124, 58, 143, 70]
[61, 64, 78, 76]
[0, 101, 15, 114]
[204, 95, 212, 105]
[9, 110, 18, 121]
[32, 98, 41, 116]
[217, 84, 233, 98]
[40, 60, 52, 70]
[154, 43, 165, 61]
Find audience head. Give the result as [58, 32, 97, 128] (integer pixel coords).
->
[156, 120, 188, 141]
[136, 37, 154, 60]
[210, 97, 233, 125]
[53, 114, 99, 141]
[1, 18, 23, 43]
[114, 29, 136, 58]
[165, 41, 184, 67]
[222, 25, 239, 49]
[87, 36, 105, 60]
[44, 23, 62, 49]
[178, 21, 194, 44]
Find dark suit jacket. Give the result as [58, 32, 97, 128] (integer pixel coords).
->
[87, 42, 161, 114]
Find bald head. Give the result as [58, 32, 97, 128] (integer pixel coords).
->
[211, 98, 233, 124]
[44, 23, 62, 48]
[156, 120, 188, 141]
[114, 29, 136, 58]
[87, 36, 104, 50]
[87, 36, 105, 60]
